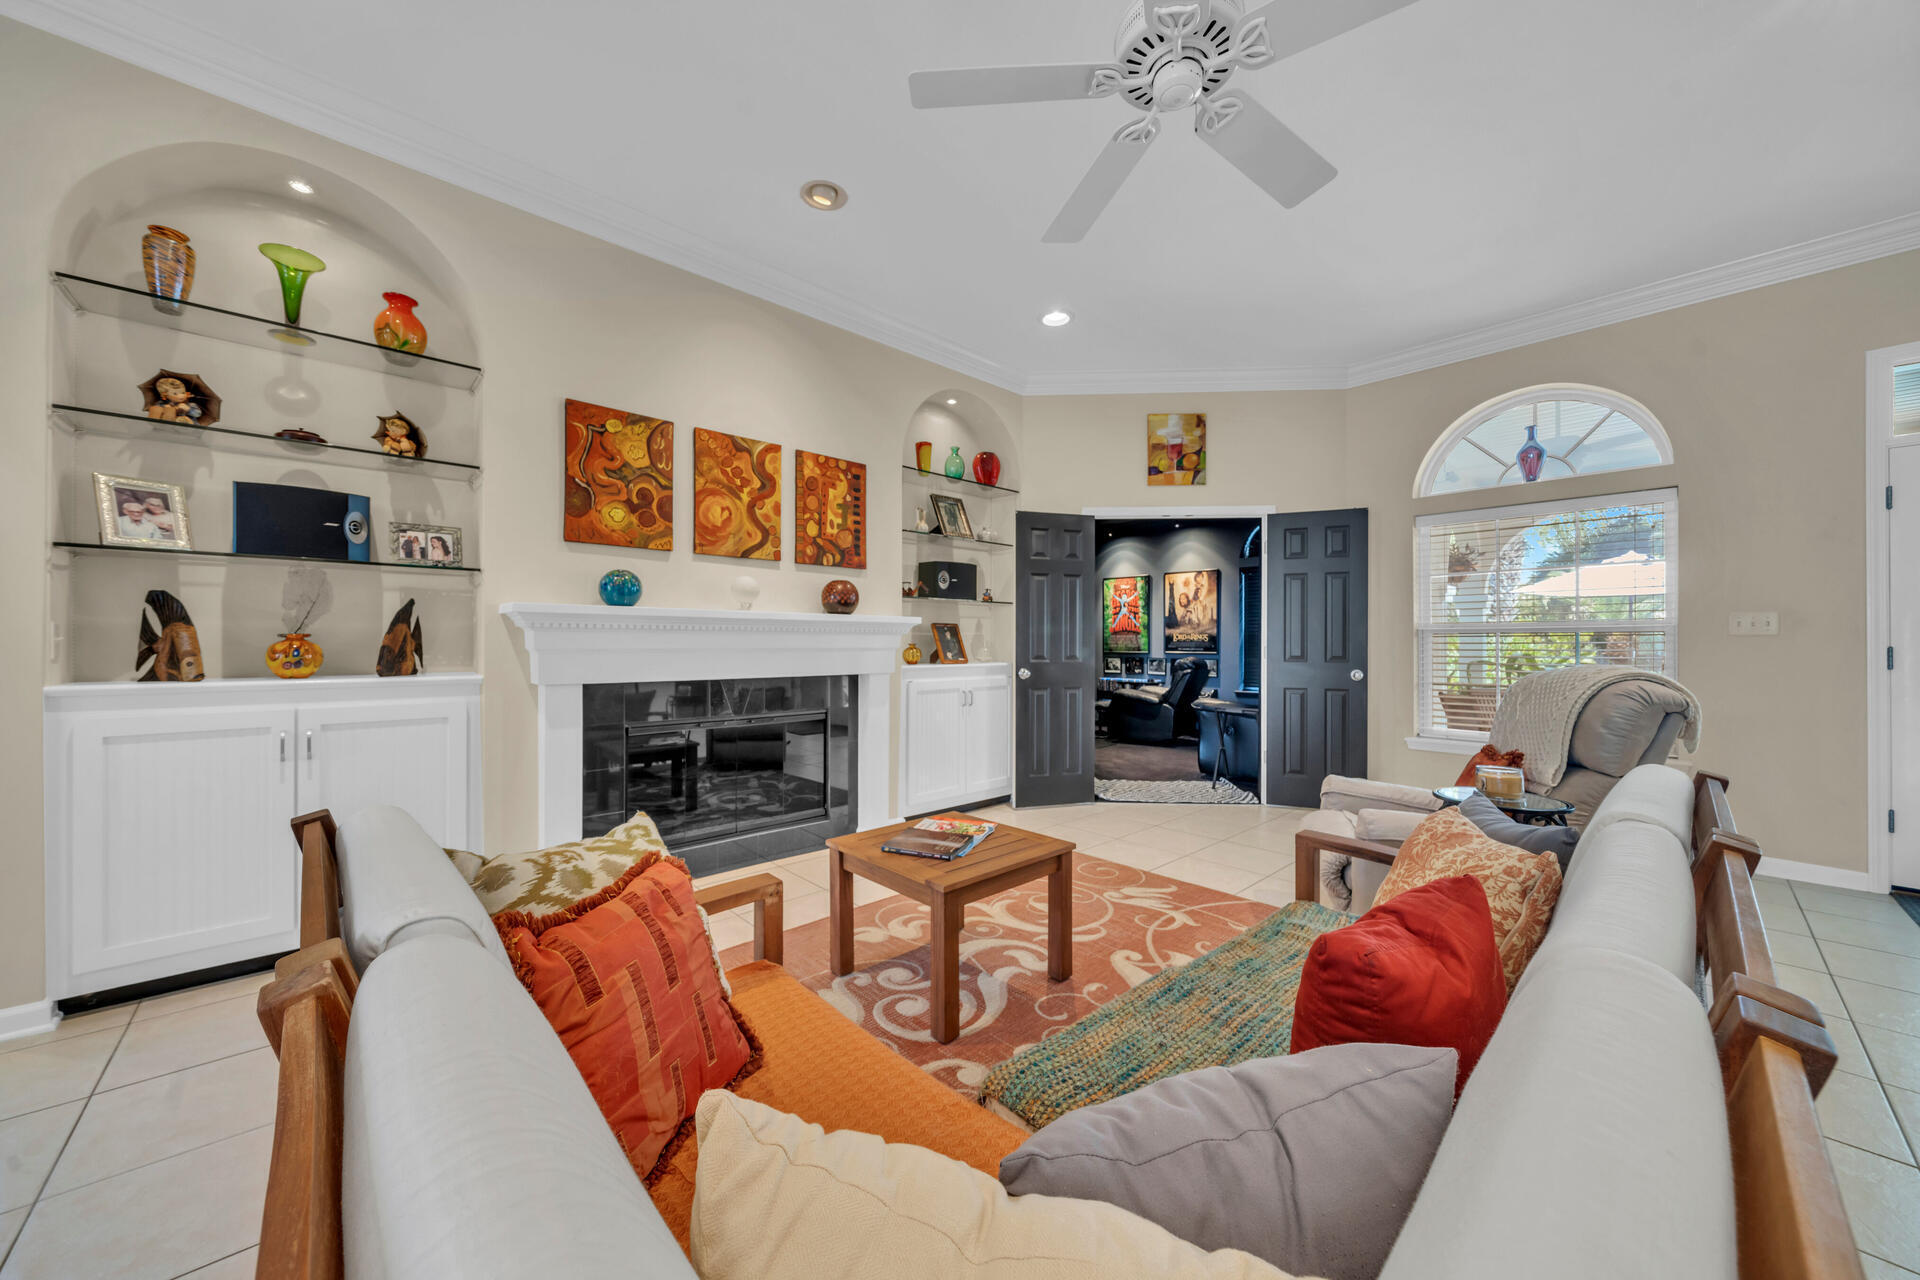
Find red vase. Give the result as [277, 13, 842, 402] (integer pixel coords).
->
[373, 291, 428, 354]
[972, 451, 1001, 487]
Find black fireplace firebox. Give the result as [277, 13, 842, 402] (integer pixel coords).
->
[581, 677, 856, 877]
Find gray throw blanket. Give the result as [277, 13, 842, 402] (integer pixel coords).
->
[1490, 665, 1702, 788]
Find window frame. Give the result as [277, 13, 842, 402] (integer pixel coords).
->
[1409, 486, 1680, 754]
[1412, 384, 1674, 499]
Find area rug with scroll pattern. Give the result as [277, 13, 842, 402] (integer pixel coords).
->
[717, 852, 1288, 1102]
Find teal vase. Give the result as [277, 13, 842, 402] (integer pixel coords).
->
[944, 446, 965, 479]
[258, 243, 327, 327]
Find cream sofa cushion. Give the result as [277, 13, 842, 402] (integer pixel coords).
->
[343, 932, 694, 1280]
[1379, 946, 1736, 1280]
[462, 812, 669, 915]
[1317, 776, 1442, 816]
[1575, 763, 1694, 854]
[335, 806, 508, 972]
[690, 1090, 1299, 1280]
[1530, 818, 1696, 988]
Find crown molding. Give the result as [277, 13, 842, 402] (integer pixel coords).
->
[12, 0, 1919, 400]
[0, 0, 1029, 394]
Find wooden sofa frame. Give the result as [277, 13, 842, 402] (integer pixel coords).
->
[253, 811, 784, 1280]
[1294, 772, 1861, 1280]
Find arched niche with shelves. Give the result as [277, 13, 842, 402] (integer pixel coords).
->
[46, 142, 484, 684]
[899, 390, 1020, 668]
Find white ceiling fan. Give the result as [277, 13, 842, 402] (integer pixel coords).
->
[908, 0, 1420, 242]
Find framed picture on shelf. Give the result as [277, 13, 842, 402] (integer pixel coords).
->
[389, 522, 463, 567]
[931, 621, 968, 664]
[93, 473, 192, 549]
[1147, 656, 1167, 678]
[929, 493, 973, 540]
[1123, 655, 1145, 676]
[1104, 655, 1123, 675]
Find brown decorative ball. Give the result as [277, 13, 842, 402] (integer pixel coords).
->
[821, 579, 859, 614]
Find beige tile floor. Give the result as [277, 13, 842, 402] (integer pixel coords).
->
[3, 801, 1917, 1276]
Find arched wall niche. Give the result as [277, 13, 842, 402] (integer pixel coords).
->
[902, 388, 1021, 487]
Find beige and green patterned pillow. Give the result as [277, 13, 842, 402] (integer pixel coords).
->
[450, 813, 671, 916]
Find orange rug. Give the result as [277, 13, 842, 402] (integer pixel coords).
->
[718, 853, 1277, 1099]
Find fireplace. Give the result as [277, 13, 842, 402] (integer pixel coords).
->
[582, 677, 856, 876]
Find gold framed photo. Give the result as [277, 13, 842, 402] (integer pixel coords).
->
[929, 493, 973, 540]
[94, 473, 192, 549]
[930, 621, 968, 664]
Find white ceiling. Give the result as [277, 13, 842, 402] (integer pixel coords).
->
[13, 0, 1920, 392]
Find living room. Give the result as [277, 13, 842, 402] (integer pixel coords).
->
[1, 4, 1919, 1278]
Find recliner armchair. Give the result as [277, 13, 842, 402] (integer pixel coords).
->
[1103, 656, 1207, 744]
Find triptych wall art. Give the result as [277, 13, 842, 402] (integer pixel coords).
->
[692, 428, 783, 561]
[795, 450, 867, 569]
[563, 398, 675, 550]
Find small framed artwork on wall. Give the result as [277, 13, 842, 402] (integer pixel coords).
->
[1104, 656, 1123, 675]
[931, 621, 968, 664]
[1147, 656, 1167, 678]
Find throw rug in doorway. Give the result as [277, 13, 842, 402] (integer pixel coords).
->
[1895, 889, 1920, 930]
[1094, 777, 1258, 805]
[717, 853, 1277, 1102]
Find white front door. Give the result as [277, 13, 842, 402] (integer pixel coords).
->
[1889, 443, 1920, 890]
[297, 698, 474, 847]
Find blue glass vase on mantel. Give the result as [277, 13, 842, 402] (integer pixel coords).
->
[944, 445, 966, 479]
[598, 569, 642, 607]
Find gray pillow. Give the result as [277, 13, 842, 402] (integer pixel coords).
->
[1458, 790, 1581, 871]
[998, 1042, 1456, 1280]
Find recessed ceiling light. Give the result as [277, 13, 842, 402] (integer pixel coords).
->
[945, 398, 958, 406]
[1040, 309, 1072, 327]
[800, 180, 847, 211]
[287, 178, 314, 195]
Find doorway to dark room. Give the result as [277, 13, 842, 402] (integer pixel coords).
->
[1094, 515, 1263, 803]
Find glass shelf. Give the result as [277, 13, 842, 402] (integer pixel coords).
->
[900, 466, 1020, 496]
[900, 528, 1013, 549]
[52, 405, 482, 483]
[52, 541, 482, 577]
[53, 273, 485, 392]
[901, 596, 1011, 608]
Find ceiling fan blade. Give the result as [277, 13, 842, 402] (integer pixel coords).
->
[909, 63, 1121, 109]
[1237, 0, 1420, 63]
[1042, 119, 1160, 243]
[1194, 91, 1336, 208]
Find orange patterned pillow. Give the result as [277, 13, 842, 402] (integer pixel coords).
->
[495, 854, 760, 1182]
[1374, 806, 1562, 992]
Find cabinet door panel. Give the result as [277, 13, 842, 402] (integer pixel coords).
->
[903, 682, 969, 814]
[966, 677, 1012, 798]
[66, 707, 298, 982]
[298, 699, 471, 847]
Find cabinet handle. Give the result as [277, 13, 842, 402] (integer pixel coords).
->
[279, 732, 287, 763]
[305, 730, 314, 762]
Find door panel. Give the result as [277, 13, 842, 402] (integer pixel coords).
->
[1015, 512, 1098, 807]
[67, 706, 298, 981]
[1889, 447, 1920, 889]
[967, 676, 1013, 798]
[299, 699, 472, 847]
[903, 681, 969, 814]
[1266, 508, 1368, 806]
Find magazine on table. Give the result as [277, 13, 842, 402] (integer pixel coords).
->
[881, 817, 997, 861]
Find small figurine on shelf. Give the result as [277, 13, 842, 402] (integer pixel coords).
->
[981, 588, 994, 603]
[268, 565, 332, 679]
[373, 291, 428, 354]
[371, 412, 426, 459]
[376, 599, 425, 677]
[901, 580, 916, 599]
[914, 506, 932, 533]
[135, 589, 204, 682]
[138, 370, 220, 426]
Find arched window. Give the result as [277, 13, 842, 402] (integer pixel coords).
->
[1414, 386, 1672, 498]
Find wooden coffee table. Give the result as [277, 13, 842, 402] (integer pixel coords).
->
[826, 816, 1075, 1044]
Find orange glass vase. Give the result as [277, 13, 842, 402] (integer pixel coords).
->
[266, 633, 324, 679]
[373, 291, 427, 354]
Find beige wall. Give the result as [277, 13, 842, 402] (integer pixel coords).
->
[1025, 251, 1920, 879]
[0, 22, 1017, 1012]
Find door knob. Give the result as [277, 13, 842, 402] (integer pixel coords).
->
[1349, 669, 1365, 681]
[1018, 667, 1032, 680]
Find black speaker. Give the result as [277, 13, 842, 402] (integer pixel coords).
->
[917, 560, 978, 600]
[233, 482, 371, 561]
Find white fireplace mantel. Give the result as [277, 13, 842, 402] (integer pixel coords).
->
[501, 603, 919, 844]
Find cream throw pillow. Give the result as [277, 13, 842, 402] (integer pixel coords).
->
[454, 813, 670, 915]
[690, 1091, 1303, 1280]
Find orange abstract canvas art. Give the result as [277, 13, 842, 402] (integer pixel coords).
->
[795, 450, 866, 569]
[1147, 413, 1206, 485]
[564, 398, 673, 550]
[693, 428, 782, 560]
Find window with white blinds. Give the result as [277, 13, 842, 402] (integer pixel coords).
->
[1414, 488, 1678, 741]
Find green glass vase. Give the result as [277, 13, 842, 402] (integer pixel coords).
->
[257, 243, 327, 328]
[944, 445, 965, 479]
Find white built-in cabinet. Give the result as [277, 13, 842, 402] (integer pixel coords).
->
[898, 664, 1012, 816]
[44, 674, 480, 999]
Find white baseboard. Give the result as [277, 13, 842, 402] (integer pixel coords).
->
[1754, 855, 1880, 894]
[0, 999, 58, 1044]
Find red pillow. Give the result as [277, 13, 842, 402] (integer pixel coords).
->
[1454, 744, 1525, 788]
[1290, 876, 1507, 1095]
[495, 855, 759, 1182]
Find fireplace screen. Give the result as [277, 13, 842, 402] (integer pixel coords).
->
[581, 677, 854, 873]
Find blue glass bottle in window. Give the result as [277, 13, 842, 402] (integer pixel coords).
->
[1516, 424, 1546, 482]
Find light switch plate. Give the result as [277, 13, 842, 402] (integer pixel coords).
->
[1728, 611, 1779, 636]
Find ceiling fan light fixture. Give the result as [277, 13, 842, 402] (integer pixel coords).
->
[1041, 309, 1073, 327]
[800, 180, 847, 211]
